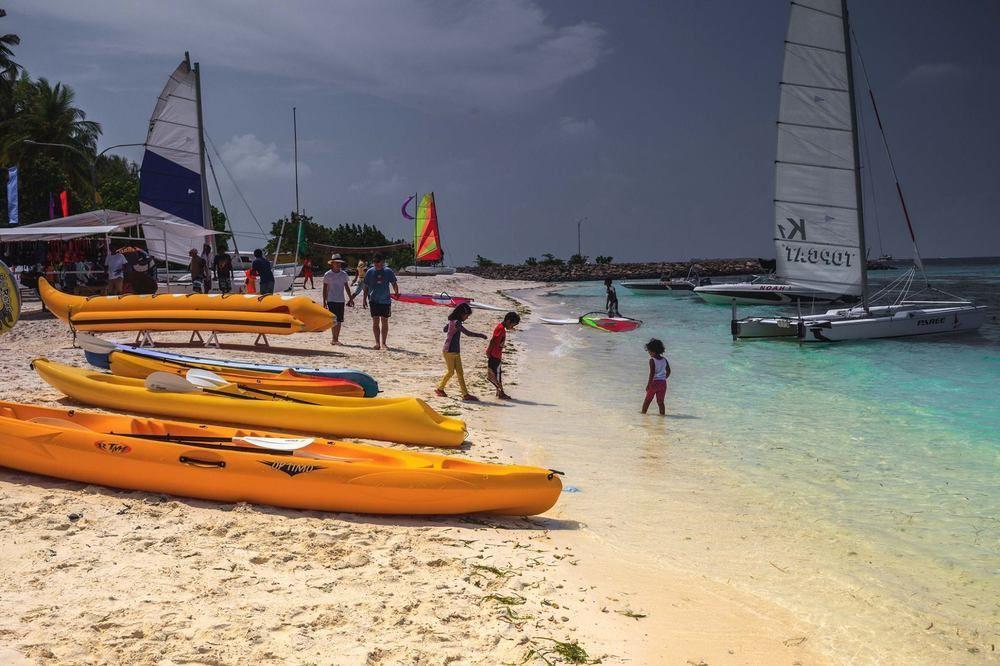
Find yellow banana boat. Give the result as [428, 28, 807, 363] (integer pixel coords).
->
[69, 310, 307, 334]
[32, 359, 467, 447]
[0, 401, 561, 515]
[39, 278, 333, 332]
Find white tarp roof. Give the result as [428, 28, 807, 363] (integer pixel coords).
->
[0, 210, 223, 244]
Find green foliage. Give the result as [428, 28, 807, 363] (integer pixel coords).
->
[265, 214, 410, 267]
[0, 15, 103, 225]
[475, 254, 497, 267]
[540, 253, 564, 267]
[524, 256, 537, 266]
[568, 253, 588, 265]
[210, 206, 230, 253]
[595, 255, 613, 265]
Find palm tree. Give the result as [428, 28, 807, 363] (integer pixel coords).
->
[1, 77, 101, 196]
[0, 9, 20, 84]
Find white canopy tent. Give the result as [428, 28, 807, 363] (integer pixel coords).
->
[0, 208, 220, 245]
[0, 210, 223, 264]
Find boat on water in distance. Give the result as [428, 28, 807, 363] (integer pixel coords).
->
[730, 0, 985, 342]
[695, 275, 857, 305]
[622, 266, 705, 294]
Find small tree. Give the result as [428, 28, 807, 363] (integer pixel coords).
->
[595, 255, 613, 265]
[475, 254, 497, 267]
[540, 253, 564, 266]
[524, 256, 537, 266]
[568, 253, 588, 265]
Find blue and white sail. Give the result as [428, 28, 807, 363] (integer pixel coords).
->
[140, 58, 211, 264]
[774, 0, 863, 297]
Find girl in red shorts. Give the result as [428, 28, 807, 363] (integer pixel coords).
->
[641, 338, 670, 415]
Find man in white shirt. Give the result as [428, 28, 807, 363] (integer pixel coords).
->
[105, 250, 126, 295]
[321, 254, 354, 345]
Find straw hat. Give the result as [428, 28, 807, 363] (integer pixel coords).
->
[328, 253, 346, 266]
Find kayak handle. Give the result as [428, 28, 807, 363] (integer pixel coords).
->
[179, 456, 226, 469]
[547, 469, 565, 480]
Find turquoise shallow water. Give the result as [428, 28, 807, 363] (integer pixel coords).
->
[509, 258, 999, 662]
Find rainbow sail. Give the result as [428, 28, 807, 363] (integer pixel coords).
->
[414, 192, 443, 262]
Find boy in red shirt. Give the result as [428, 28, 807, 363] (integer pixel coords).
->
[486, 312, 520, 400]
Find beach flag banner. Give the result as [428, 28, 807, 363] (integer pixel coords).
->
[60, 190, 69, 218]
[49, 192, 55, 219]
[6, 167, 17, 226]
[401, 194, 416, 220]
[296, 215, 307, 254]
[414, 192, 442, 262]
[0, 260, 21, 334]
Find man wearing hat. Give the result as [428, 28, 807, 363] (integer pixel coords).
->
[322, 254, 354, 345]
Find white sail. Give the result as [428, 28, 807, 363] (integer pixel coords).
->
[139, 58, 210, 264]
[774, 0, 862, 296]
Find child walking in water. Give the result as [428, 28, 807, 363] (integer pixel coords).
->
[436, 302, 487, 401]
[642, 338, 670, 415]
[486, 311, 520, 400]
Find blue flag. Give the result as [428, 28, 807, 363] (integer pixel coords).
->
[6, 167, 17, 226]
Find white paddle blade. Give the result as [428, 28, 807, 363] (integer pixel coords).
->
[77, 332, 117, 354]
[540, 317, 580, 325]
[185, 368, 229, 387]
[469, 302, 507, 312]
[234, 436, 315, 451]
[145, 372, 200, 393]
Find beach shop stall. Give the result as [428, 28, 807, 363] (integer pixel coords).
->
[0, 209, 224, 296]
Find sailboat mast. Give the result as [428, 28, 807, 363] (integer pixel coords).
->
[291, 106, 301, 293]
[188, 52, 213, 241]
[841, 1, 870, 311]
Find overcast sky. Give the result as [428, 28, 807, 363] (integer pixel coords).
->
[8, 1, 999, 263]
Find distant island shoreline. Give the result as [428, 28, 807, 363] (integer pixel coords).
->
[457, 257, 897, 283]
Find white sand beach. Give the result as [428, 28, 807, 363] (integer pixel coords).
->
[0, 274, 824, 664]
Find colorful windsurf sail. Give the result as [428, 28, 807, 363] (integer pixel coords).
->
[414, 192, 443, 262]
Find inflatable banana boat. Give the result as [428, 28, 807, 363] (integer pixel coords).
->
[39, 278, 332, 333]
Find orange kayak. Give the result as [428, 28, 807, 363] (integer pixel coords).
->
[107, 350, 365, 397]
[0, 401, 562, 515]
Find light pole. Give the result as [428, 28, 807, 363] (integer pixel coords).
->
[576, 216, 588, 259]
[21, 139, 145, 204]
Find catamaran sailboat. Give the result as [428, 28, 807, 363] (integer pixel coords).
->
[400, 192, 457, 276]
[731, 0, 985, 341]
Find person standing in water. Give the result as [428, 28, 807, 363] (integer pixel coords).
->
[436, 302, 487, 401]
[641, 338, 670, 415]
[362, 253, 399, 349]
[605, 277, 620, 317]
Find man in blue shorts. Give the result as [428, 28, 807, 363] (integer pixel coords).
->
[362, 253, 399, 350]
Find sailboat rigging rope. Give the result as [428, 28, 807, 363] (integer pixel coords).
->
[857, 94, 885, 259]
[204, 132, 270, 241]
[204, 149, 241, 256]
[850, 28, 929, 287]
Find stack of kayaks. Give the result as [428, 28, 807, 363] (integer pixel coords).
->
[32, 358, 467, 448]
[0, 401, 561, 515]
[39, 278, 333, 334]
[80, 336, 379, 397]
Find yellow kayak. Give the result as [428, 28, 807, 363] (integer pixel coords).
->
[32, 358, 467, 447]
[0, 401, 561, 515]
[39, 278, 333, 332]
[68, 309, 307, 334]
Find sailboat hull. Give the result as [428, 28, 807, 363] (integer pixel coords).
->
[399, 266, 457, 276]
[694, 282, 853, 306]
[734, 305, 987, 342]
